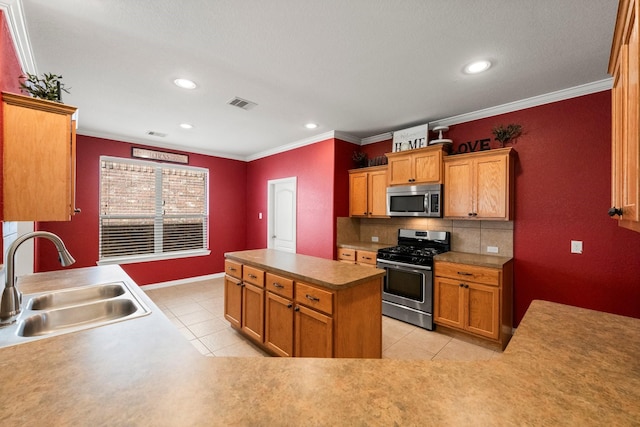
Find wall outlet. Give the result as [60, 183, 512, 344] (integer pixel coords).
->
[371, 236, 379, 242]
[487, 246, 499, 254]
[571, 240, 583, 254]
[258, 212, 263, 220]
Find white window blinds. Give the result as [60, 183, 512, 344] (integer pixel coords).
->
[99, 156, 208, 262]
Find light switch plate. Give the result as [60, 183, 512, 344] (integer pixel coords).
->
[371, 236, 379, 242]
[487, 246, 499, 254]
[571, 240, 583, 254]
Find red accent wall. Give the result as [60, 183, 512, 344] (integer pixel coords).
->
[0, 11, 24, 256]
[245, 138, 348, 259]
[35, 135, 247, 285]
[363, 91, 640, 325]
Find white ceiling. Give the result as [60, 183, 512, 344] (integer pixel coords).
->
[17, 0, 617, 160]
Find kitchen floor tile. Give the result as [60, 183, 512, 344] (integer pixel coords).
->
[145, 278, 502, 361]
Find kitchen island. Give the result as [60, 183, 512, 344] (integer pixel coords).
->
[0, 265, 639, 425]
[224, 249, 385, 358]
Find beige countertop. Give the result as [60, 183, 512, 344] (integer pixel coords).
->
[1, 265, 639, 425]
[225, 248, 385, 289]
[435, 250, 513, 268]
[337, 241, 394, 251]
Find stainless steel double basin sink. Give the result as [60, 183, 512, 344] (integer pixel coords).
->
[0, 281, 151, 348]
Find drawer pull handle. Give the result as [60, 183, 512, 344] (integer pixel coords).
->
[272, 282, 284, 288]
[248, 273, 257, 279]
[228, 267, 236, 271]
[305, 294, 320, 302]
[457, 272, 473, 276]
[342, 253, 352, 257]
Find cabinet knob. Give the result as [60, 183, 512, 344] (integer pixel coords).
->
[459, 283, 464, 287]
[74, 208, 82, 213]
[608, 207, 623, 217]
[294, 306, 300, 312]
[287, 303, 293, 309]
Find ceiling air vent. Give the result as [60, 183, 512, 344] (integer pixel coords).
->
[227, 96, 258, 111]
[146, 131, 167, 137]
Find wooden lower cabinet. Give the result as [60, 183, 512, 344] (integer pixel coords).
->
[223, 275, 242, 329]
[241, 283, 264, 342]
[294, 304, 333, 357]
[264, 292, 294, 357]
[225, 260, 382, 358]
[434, 259, 512, 350]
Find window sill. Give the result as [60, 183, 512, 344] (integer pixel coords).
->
[97, 249, 211, 266]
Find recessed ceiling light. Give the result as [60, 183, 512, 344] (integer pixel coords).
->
[464, 60, 492, 74]
[305, 123, 318, 129]
[179, 123, 193, 129]
[174, 78, 197, 89]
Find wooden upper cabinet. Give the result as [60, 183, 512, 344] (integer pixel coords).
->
[609, 0, 640, 233]
[348, 165, 388, 218]
[2, 92, 78, 221]
[443, 148, 514, 220]
[386, 145, 448, 186]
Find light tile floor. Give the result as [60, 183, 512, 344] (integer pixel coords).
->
[144, 278, 501, 361]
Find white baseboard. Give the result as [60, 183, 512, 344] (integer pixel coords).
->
[142, 272, 224, 290]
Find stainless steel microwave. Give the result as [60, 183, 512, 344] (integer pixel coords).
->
[386, 184, 442, 217]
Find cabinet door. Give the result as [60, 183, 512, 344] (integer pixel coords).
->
[265, 292, 294, 357]
[433, 277, 465, 329]
[387, 154, 413, 185]
[475, 154, 508, 219]
[241, 283, 264, 343]
[368, 169, 388, 216]
[349, 172, 368, 217]
[465, 282, 500, 340]
[224, 275, 243, 329]
[443, 158, 474, 218]
[3, 94, 77, 221]
[413, 150, 441, 183]
[622, 11, 639, 225]
[294, 305, 333, 358]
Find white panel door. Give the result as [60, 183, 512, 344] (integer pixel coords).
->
[268, 177, 296, 253]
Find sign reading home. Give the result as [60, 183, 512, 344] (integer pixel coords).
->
[132, 147, 189, 164]
[392, 124, 428, 152]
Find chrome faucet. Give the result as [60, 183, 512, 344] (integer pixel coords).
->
[0, 231, 75, 326]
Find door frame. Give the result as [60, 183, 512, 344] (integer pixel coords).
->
[267, 176, 297, 253]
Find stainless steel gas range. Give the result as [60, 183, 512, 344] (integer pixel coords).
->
[376, 229, 450, 330]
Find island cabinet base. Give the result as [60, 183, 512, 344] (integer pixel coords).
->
[224, 251, 383, 359]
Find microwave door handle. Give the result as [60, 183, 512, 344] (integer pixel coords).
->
[424, 192, 429, 214]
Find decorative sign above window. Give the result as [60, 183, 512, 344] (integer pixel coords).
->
[392, 124, 428, 152]
[132, 147, 189, 164]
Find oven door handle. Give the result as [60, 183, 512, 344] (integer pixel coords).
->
[376, 259, 432, 272]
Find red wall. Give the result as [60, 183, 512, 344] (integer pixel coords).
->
[35, 135, 247, 285]
[364, 91, 640, 325]
[245, 138, 339, 259]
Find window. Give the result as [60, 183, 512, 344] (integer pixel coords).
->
[99, 156, 209, 264]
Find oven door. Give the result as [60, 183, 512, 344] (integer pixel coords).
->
[377, 259, 432, 313]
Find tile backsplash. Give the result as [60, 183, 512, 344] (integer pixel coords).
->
[337, 217, 513, 257]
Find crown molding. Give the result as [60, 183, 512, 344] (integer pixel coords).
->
[0, 0, 36, 73]
[245, 130, 359, 162]
[361, 132, 393, 145]
[77, 129, 247, 162]
[429, 78, 612, 128]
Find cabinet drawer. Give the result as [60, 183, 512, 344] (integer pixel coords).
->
[224, 260, 243, 279]
[295, 282, 334, 315]
[435, 262, 500, 286]
[337, 248, 356, 262]
[265, 272, 294, 299]
[356, 250, 377, 266]
[243, 265, 265, 287]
